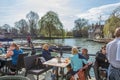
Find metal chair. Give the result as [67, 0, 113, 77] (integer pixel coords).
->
[0, 76, 30, 80]
[16, 53, 29, 74]
[24, 55, 51, 80]
[8, 53, 29, 74]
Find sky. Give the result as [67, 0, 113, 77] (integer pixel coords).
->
[0, 0, 120, 31]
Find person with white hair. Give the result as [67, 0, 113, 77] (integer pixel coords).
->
[106, 27, 120, 80]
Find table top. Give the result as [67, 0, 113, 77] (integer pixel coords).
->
[43, 58, 70, 68]
[0, 54, 11, 61]
[0, 54, 6, 58]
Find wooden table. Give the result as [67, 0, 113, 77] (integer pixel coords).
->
[43, 58, 70, 80]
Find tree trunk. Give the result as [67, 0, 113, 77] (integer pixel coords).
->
[48, 24, 51, 38]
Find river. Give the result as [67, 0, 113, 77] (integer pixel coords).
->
[35, 38, 105, 54]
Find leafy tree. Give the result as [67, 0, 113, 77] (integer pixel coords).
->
[26, 11, 39, 37]
[73, 18, 88, 37]
[14, 19, 28, 35]
[103, 6, 120, 38]
[38, 11, 64, 38]
[2, 24, 11, 32]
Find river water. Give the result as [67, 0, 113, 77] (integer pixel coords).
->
[38, 38, 105, 55]
[41, 38, 105, 77]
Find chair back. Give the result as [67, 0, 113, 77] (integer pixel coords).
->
[24, 55, 38, 70]
[93, 60, 99, 80]
[0, 76, 30, 80]
[17, 53, 29, 69]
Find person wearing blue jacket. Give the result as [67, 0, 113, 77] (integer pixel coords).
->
[6, 43, 23, 74]
[42, 44, 55, 61]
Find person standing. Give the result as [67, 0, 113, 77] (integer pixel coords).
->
[106, 27, 120, 80]
[27, 35, 32, 47]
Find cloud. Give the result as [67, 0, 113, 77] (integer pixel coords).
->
[77, 2, 120, 23]
[0, 0, 79, 30]
[0, 0, 120, 30]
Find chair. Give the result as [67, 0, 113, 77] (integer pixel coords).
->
[84, 63, 92, 80]
[8, 53, 29, 74]
[70, 69, 86, 80]
[24, 55, 51, 80]
[70, 64, 88, 80]
[93, 60, 107, 80]
[93, 60, 99, 80]
[16, 53, 29, 73]
[0, 76, 30, 80]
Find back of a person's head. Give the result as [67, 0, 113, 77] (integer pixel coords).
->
[42, 44, 49, 49]
[11, 43, 19, 50]
[114, 27, 120, 37]
[71, 47, 78, 55]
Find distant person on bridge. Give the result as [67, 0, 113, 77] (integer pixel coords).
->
[27, 35, 32, 47]
[106, 27, 120, 80]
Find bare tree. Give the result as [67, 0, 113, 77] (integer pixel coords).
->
[26, 11, 39, 37]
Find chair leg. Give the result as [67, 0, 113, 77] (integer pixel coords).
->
[25, 72, 27, 77]
[37, 75, 39, 80]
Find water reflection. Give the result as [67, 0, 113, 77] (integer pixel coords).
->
[44, 38, 105, 54]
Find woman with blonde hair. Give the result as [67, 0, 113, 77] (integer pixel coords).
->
[42, 44, 56, 61]
[6, 43, 23, 74]
[70, 47, 87, 74]
[65, 47, 88, 80]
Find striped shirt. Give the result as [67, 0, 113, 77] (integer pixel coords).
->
[106, 38, 120, 68]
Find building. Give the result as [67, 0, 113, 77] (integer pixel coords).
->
[88, 23, 104, 39]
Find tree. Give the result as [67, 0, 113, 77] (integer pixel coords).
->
[73, 18, 88, 37]
[2, 24, 11, 32]
[103, 6, 120, 38]
[14, 19, 28, 35]
[26, 11, 39, 37]
[38, 11, 64, 38]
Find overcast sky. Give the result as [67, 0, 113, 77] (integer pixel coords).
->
[0, 0, 120, 30]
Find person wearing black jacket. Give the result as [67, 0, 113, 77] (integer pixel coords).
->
[96, 45, 109, 69]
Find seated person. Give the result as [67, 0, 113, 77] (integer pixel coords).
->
[6, 43, 23, 74]
[70, 47, 87, 74]
[42, 44, 56, 61]
[81, 48, 89, 61]
[42, 44, 57, 80]
[0, 43, 5, 54]
[66, 47, 88, 80]
[96, 45, 109, 69]
[0, 43, 6, 69]
[96, 45, 109, 79]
